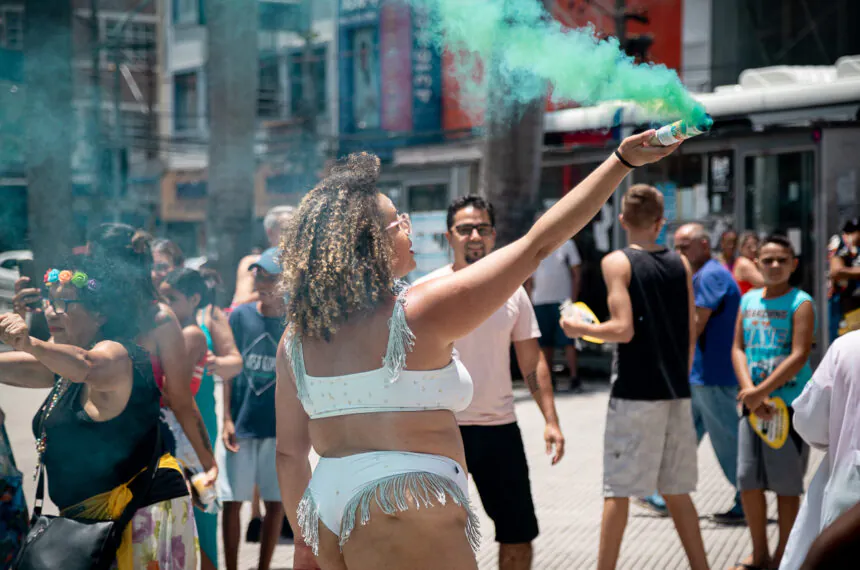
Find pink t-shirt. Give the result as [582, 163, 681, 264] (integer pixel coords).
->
[415, 265, 541, 426]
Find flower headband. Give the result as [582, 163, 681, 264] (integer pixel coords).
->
[44, 269, 100, 292]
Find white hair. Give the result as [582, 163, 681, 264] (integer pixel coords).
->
[263, 205, 296, 233]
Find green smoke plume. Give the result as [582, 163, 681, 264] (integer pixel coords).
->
[407, 0, 707, 126]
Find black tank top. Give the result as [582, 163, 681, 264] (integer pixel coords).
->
[32, 343, 186, 510]
[611, 247, 691, 401]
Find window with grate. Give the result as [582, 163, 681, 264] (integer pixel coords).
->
[289, 45, 327, 117]
[0, 6, 23, 50]
[174, 71, 199, 133]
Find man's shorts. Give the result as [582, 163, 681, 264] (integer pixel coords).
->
[216, 436, 281, 503]
[603, 398, 698, 498]
[534, 303, 574, 348]
[737, 410, 809, 496]
[460, 422, 539, 544]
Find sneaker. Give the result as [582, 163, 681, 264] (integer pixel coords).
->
[567, 377, 584, 393]
[633, 494, 668, 517]
[245, 516, 262, 543]
[710, 505, 746, 526]
[281, 515, 294, 539]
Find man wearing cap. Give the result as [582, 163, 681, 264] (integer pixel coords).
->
[219, 247, 287, 570]
[828, 218, 860, 341]
[232, 205, 295, 307]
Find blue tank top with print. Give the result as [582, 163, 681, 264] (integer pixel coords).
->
[740, 288, 815, 405]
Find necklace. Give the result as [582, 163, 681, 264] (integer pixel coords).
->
[33, 378, 71, 480]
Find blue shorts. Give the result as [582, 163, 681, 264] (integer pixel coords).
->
[534, 303, 573, 348]
[216, 436, 281, 503]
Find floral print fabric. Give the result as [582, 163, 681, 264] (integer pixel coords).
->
[120, 497, 198, 570]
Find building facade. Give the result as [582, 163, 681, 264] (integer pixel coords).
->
[0, 0, 161, 249]
[158, 0, 338, 255]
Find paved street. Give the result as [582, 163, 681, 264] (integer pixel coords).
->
[2, 380, 821, 569]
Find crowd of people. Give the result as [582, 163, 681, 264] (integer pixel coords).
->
[0, 129, 858, 570]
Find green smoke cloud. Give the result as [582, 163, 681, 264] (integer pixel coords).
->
[407, 0, 707, 126]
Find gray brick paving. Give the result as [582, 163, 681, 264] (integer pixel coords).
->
[2, 380, 822, 570]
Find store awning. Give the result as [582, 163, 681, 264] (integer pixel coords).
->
[392, 140, 482, 167]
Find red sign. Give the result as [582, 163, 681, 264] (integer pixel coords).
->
[380, 2, 413, 132]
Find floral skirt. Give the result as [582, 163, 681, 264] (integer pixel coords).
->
[121, 496, 198, 570]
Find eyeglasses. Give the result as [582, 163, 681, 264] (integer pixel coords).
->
[43, 297, 84, 315]
[759, 257, 791, 266]
[386, 213, 412, 236]
[253, 269, 278, 282]
[454, 223, 493, 237]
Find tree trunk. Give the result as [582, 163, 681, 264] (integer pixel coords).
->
[478, 1, 548, 247]
[205, 0, 259, 305]
[479, 97, 546, 247]
[23, 0, 75, 272]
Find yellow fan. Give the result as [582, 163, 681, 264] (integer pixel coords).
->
[748, 396, 790, 450]
[559, 300, 605, 345]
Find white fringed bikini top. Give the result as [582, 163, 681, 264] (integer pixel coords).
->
[285, 282, 473, 420]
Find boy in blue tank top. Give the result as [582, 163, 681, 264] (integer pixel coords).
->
[731, 234, 816, 570]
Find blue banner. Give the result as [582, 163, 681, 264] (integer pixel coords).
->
[338, 0, 441, 158]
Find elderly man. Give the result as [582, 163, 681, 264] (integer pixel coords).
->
[673, 222, 745, 524]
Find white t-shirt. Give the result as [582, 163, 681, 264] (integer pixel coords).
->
[531, 239, 581, 305]
[414, 265, 541, 426]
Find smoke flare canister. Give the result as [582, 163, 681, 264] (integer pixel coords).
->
[649, 115, 713, 146]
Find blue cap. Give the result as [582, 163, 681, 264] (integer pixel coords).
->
[249, 247, 282, 275]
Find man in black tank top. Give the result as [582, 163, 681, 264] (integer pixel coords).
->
[560, 185, 709, 570]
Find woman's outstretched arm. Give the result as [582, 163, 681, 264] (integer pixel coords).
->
[408, 131, 680, 347]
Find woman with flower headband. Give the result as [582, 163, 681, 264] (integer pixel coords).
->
[275, 133, 679, 570]
[0, 254, 197, 569]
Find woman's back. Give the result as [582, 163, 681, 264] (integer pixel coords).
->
[297, 295, 468, 462]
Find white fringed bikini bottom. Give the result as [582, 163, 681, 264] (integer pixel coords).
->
[297, 450, 480, 556]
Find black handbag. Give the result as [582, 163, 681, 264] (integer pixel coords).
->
[13, 410, 162, 570]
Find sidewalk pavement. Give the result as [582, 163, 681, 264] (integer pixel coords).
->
[228, 381, 822, 570]
[2, 381, 822, 570]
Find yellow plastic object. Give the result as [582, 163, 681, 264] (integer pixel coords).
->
[748, 396, 790, 450]
[559, 300, 605, 345]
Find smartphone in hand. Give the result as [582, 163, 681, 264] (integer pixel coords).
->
[17, 259, 42, 310]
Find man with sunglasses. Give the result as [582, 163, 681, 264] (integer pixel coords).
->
[219, 247, 287, 570]
[414, 195, 564, 570]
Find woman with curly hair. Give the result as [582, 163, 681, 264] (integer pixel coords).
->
[275, 131, 680, 569]
[88, 224, 218, 492]
[0, 253, 196, 569]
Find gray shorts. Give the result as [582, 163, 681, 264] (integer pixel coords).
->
[603, 398, 698, 498]
[737, 415, 809, 496]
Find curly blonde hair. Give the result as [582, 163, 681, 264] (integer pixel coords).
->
[279, 152, 396, 341]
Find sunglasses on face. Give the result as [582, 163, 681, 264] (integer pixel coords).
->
[253, 269, 278, 283]
[454, 223, 493, 237]
[43, 297, 84, 315]
[385, 213, 412, 236]
[759, 256, 791, 266]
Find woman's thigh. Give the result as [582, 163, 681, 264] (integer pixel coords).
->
[337, 499, 478, 570]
